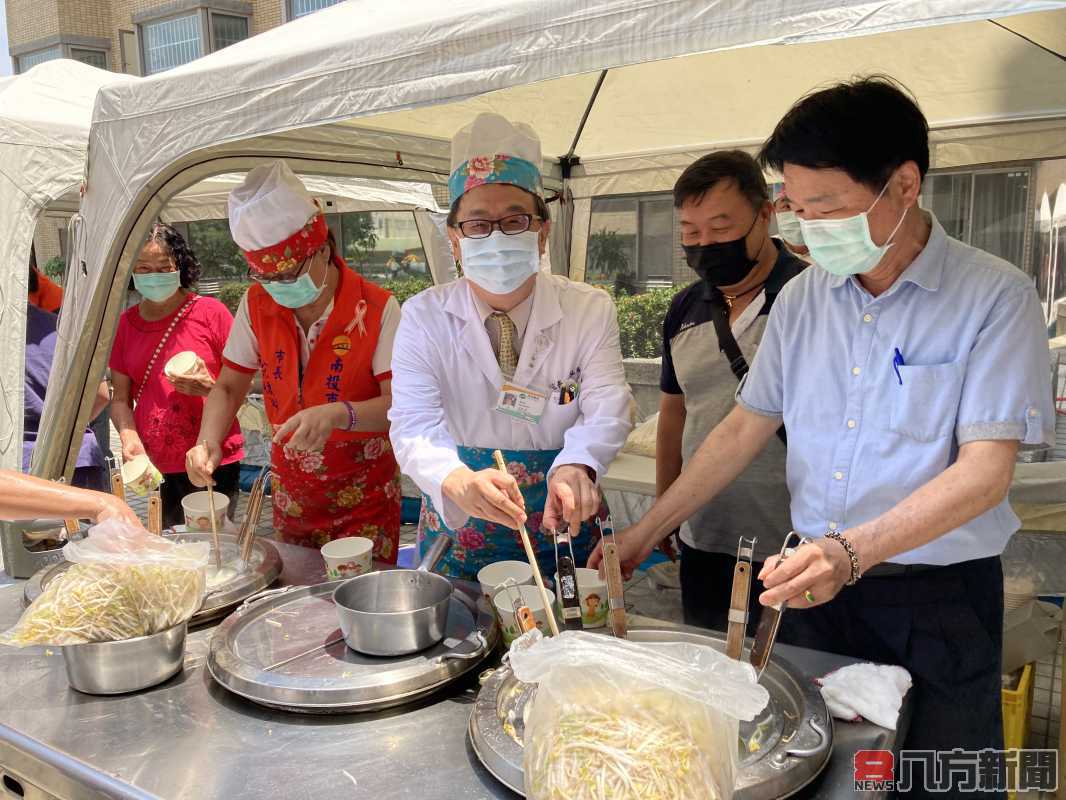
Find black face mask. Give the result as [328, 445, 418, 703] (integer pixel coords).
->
[682, 214, 761, 287]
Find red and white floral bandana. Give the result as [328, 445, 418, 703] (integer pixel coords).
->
[241, 211, 328, 278]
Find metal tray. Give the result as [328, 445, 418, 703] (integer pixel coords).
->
[23, 533, 282, 627]
[207, 580, 499, 713]
[469, 627, 832, 800]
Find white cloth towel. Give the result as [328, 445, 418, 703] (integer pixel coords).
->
[817, 663, 912, 730]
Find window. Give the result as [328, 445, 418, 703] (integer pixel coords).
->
[586, 194, 677, 293]
[139, 7, 250, 75]
[921, 167, 1031, 270]
[16, 46, 62, 72]
[339, 212, 429, 284]
[210, 13, 249, 51]
[70, 48, 109, 70]
[142, 13, 203, 75]
[290, 0, 343, 19]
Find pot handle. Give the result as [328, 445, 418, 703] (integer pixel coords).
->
[782, 715, 831, 761]
[416, 535, 453, 574]
[237, 585, 302, 613]
[435, 631, 488, 664]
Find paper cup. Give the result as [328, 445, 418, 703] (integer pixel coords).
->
[554, 567, 608, 628]
[477, 560, 534, 603]
[321, 537, 375, 580]
[181, 491, 229, 532]
[120, 454, 163, 496]
[164, 350, 204, 380]
[492, 584, 556, 646]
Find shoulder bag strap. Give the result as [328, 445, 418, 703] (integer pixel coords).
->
[707, 289, 787, 446]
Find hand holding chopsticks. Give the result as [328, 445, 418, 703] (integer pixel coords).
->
[203, 440, 223, 570]
[491, 449, 560, 637]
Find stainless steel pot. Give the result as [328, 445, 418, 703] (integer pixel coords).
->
[62, 623, 187, 695]
[332, 537, 454, 656]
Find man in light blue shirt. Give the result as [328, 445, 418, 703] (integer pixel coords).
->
[592, 77, 1054, 793]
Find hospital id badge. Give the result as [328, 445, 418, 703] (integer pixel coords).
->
[495, 382, 548, 424]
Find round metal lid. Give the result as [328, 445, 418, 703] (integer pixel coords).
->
[207, 580, 499, 713]
[469, 627, 832, 800]
[23, 533, 282, 627]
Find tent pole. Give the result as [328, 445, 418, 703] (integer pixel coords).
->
[563, 69, 609, 167]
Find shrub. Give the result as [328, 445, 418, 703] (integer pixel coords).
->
[379, 276, 433, 305]
[217, 282, 248, 315]
[43, 257, 66, 282]
[612, 287, 675, 359]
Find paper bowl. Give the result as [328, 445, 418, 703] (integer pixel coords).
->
[181, 491, 229, 532]
[120, 454, 163, 496]
[321, 536, 375, 579]
[491, 584, 556, 646]
[164, 350, 202, 379]
[554, 567, 608, 628]
[477, 560, 533, 603]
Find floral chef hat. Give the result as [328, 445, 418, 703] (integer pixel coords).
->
[228, 160, 328, 278]
[448, 113, 543, 205]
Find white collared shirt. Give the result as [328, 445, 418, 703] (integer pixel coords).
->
[389, 273, 633, 529]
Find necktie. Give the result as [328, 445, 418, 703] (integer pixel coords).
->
[491, 312, 519, 378]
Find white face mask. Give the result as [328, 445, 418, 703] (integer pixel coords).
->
[798, 181, 908, 277]
[775, 210, 805, 247]
[459, 230, 540, 295]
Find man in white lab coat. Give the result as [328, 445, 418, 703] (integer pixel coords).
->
[389, 113, 633, 581]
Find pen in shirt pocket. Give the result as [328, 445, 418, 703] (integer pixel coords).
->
[892, 348, 906, 385]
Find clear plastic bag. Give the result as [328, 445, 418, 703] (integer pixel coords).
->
[509, 630, 769, 800]
[0, 519, 210, 647]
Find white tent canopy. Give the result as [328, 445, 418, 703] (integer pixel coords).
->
[38, 0, 1066, 480]
[0, 60, 135, 473]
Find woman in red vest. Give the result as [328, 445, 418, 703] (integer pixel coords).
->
[186, 161, 401, 562]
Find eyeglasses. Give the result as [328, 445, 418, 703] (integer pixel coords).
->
[248, 255, 313, 284]
[457, 213, 541, 240]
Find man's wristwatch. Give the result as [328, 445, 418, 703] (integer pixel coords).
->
[824, 530, 861, 585]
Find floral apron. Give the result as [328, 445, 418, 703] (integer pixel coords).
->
[417, 446, 608, 581]
[271, 435, 401, 563]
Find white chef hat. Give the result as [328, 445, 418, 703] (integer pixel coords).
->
[448, 113, 543, 205]
[228, 161, 327, 277]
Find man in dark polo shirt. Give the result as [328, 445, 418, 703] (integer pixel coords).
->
[658, 150, 805, 632]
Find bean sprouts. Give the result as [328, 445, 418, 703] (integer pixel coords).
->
[525, 700, 723, 800]
[1, 563, 204, 647]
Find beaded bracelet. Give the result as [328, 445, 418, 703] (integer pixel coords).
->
[341, 401, 357, 431]
[824, 530, 861, 585]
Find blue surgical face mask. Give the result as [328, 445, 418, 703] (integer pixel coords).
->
[775, 210, 805, 248]
[263, 267, 326, 309]
[132, 271, 181, 303]
[459, 230, 540, 295]
[798, 182, 908, 276]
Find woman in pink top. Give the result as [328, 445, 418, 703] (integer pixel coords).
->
[110, 223, 243, 528]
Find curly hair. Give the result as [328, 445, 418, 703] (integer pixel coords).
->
[147, 222, 202, 289]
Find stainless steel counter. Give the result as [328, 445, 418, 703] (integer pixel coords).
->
[0, 542, 906, 800]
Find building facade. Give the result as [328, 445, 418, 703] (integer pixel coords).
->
[6, 0, 342, 76]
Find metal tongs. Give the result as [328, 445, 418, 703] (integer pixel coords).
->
[107, 456, 125, 501]
[725, 536, 757, 661]
[237, 465, 270, 566]
[552, 525, 583, 631]
[600, 515, 627, 639]
[497, 577, 537, 638]
[748, 531, 803, 679]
